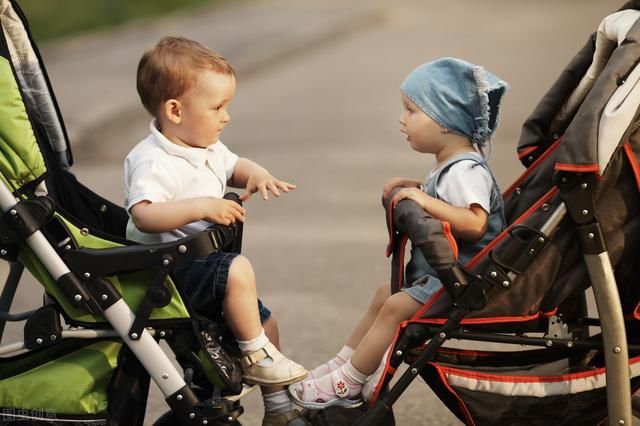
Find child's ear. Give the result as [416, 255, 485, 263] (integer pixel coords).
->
[163, 99, 182, 125]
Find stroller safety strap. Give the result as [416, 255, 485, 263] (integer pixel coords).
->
[64, 223, 238, 277]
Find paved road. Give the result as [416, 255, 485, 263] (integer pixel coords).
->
[4, 1, 619, 425]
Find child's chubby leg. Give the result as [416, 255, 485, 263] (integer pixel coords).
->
[224, 256, 307, 387]
[350, 291, 420, 375]
[290, 292, 421, 409]
[309, 282, 390, 379]
[346, 282, 392, 350]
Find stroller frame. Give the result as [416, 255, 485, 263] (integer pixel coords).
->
[358, 199, 634, 425]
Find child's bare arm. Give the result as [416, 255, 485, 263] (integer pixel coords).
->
[229, 158, 296, 201]
[130, 198, 245, 234]
[393, 188, 488, 241]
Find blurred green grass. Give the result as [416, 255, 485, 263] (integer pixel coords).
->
[17, 0, 225, 42]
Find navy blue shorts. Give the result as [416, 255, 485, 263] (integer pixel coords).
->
[173, 252, 271, 323]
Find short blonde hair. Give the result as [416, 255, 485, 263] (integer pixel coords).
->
[137, 36, 235, 116]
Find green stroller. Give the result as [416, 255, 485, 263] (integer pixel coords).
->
[0, 0, 252, 424]
[349, 2, 640, 425]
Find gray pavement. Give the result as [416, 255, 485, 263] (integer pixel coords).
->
[3, 0, 622, 425]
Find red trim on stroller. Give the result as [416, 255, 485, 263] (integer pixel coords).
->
[467, 186, 559, 269]
[437, 355, 640, 384]
[385, 199, 395, 257]
[504, 137, 563, 199]
[409, 308, 558, 326]
[442, 221, 458, 260]
[429, 354, 640, 426]
[435, 365, 477, 426]
[437, 347, 496, 358]
[517, 145, 538, 160]
[554, 162, 600, 173]
[624, 142, 640, 191]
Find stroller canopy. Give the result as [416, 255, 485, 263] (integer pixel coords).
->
[520, 4, 640, 175]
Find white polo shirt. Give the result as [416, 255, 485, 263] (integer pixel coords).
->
[124, 120, 239, 244]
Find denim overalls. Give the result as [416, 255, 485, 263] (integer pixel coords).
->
[402, 152, 506, 304]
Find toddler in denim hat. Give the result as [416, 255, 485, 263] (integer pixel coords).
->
[290, 57, 508, 409]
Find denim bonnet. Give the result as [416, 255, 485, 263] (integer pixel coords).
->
[400, 57, 508, 152]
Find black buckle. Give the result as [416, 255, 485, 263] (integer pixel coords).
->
[128, 264, 172, 340]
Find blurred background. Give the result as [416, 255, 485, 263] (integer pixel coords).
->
[8, 0, 621, 424]
[20, 0, 224, 41]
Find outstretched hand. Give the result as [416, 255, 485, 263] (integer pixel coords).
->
[239, 170, 296, 201]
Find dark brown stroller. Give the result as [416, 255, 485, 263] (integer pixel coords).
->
[348, 2, 640, 425]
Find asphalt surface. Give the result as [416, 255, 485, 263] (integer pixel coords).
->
[1, 1, 623, 425]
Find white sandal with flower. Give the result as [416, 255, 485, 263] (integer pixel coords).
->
[288, 370, 363, 409]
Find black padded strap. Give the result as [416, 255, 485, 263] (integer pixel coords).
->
[64, 224, 238, 277]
